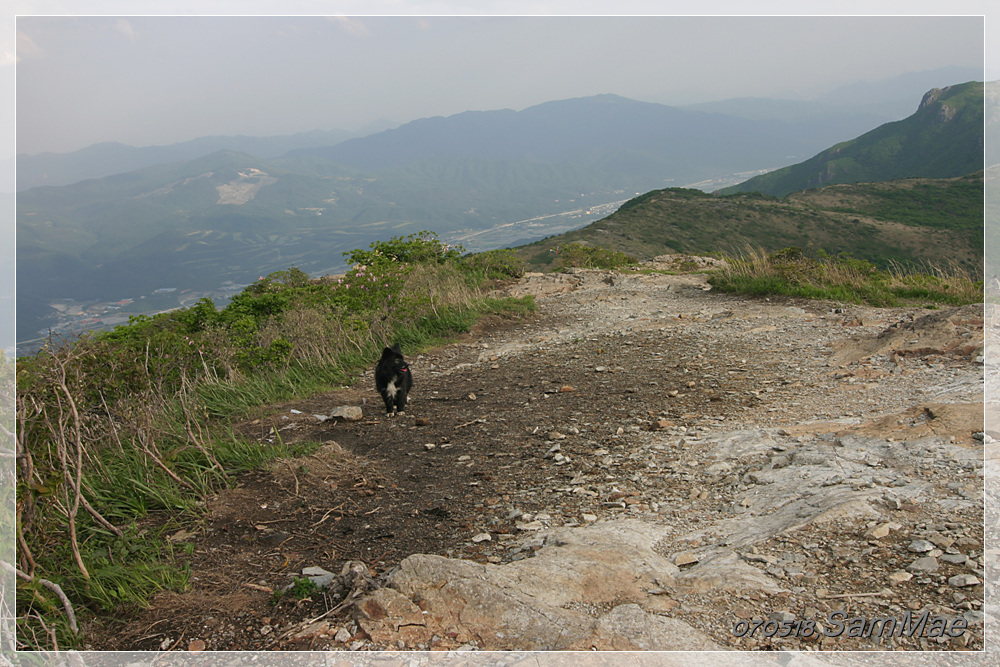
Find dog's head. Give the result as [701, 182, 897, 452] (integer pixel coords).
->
[381, 344, 409, 374]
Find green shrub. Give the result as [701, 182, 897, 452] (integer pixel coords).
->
[343, 230, 462, 267]
[554, 242, 638, 270]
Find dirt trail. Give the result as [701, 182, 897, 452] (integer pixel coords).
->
[87, 260, 991, 654]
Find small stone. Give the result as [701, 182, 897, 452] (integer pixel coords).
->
[302, 566, 336, 589]
[948, 574, 980, 588]
[424, 443, 436, 450]
[468, 393, 477, 401]
[515, 520, 544, 531]
[415, 417, 430, 426]
[930, 534, 955, 549]
[582, 513, 597, 522]
[457, 455, 471, 462]
[741, 552, 776, 564]
[674, 552, 699, 566]
[560, 385, 575, 392]
[187, 639, 206, 651]
[907, 539, 936, 553]
[865, 523, 892, 539]
[329, 405, 363, 421]
[471, 533, 491, 543]
[940, 553, 968, 565]
[906, 556, 938, 573]
[334, 626, 352, 643]
[887, 570, 913, 585]
[769, 611, 796, 623]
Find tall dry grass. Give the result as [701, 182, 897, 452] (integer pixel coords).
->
[709, 246, 982, 307]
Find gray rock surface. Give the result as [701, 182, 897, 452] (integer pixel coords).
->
[349, 260, 989, 653]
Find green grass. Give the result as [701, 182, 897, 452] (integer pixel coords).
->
[13, 232, 535, 650]
[708, 246, 982, 308]
[514, 174, 984, 278]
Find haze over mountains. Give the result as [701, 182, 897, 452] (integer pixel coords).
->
[13, 68, 988, 350]
[13, 123, 399, 192]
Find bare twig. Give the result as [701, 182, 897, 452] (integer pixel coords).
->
[284, 461, 300, 496]
[2, 560, 79, 634]
[310, 504, 345, 528]
[49, 359, 89, 581]
[137, 432, 197, 490]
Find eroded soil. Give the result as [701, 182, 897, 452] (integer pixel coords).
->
[85, 264, 988, 653]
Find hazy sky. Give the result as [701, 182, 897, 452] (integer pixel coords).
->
[4, 2, 997, 160]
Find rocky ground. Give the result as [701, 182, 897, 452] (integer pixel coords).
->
[86, 257, 994, 659]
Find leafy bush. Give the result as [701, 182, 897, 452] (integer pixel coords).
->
[460, 248, 526, 281]
[343, 230, 462, 267]
[553, 242, 638, 270]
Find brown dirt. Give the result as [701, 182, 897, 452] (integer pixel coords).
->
[82, 267, 986, 652]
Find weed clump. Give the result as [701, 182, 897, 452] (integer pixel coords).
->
[708, 245, 982, 307]
[552, 242, 639, 271]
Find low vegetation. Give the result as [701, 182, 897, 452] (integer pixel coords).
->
[708, 246, 982, 308]
[515, 175, 984, 277]
[11, 232, 532, 650]
[549, 242, 639, 271]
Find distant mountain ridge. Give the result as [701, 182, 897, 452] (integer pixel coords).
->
[290, 94, 867, 173]
[719, 81, 984, 197]
[14, 124, 397, 191]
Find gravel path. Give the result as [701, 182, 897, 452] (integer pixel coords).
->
[87, 261, 991, 656]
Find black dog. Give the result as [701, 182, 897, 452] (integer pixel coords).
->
[375, 344, 412, 415]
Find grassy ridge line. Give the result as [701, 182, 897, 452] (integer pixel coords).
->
[707, 246, 982, 308]
[13, 233, 533, 650]
[515, 175, 984, 276]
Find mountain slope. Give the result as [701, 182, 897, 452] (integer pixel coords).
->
[515, 174, 984, 273]
[719, 81, 984, 197]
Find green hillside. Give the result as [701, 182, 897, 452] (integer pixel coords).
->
[719, 81, 984, 197]
[515, 173, 984, 275]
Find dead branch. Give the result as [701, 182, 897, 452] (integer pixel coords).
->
[2, 560, 79, 634]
